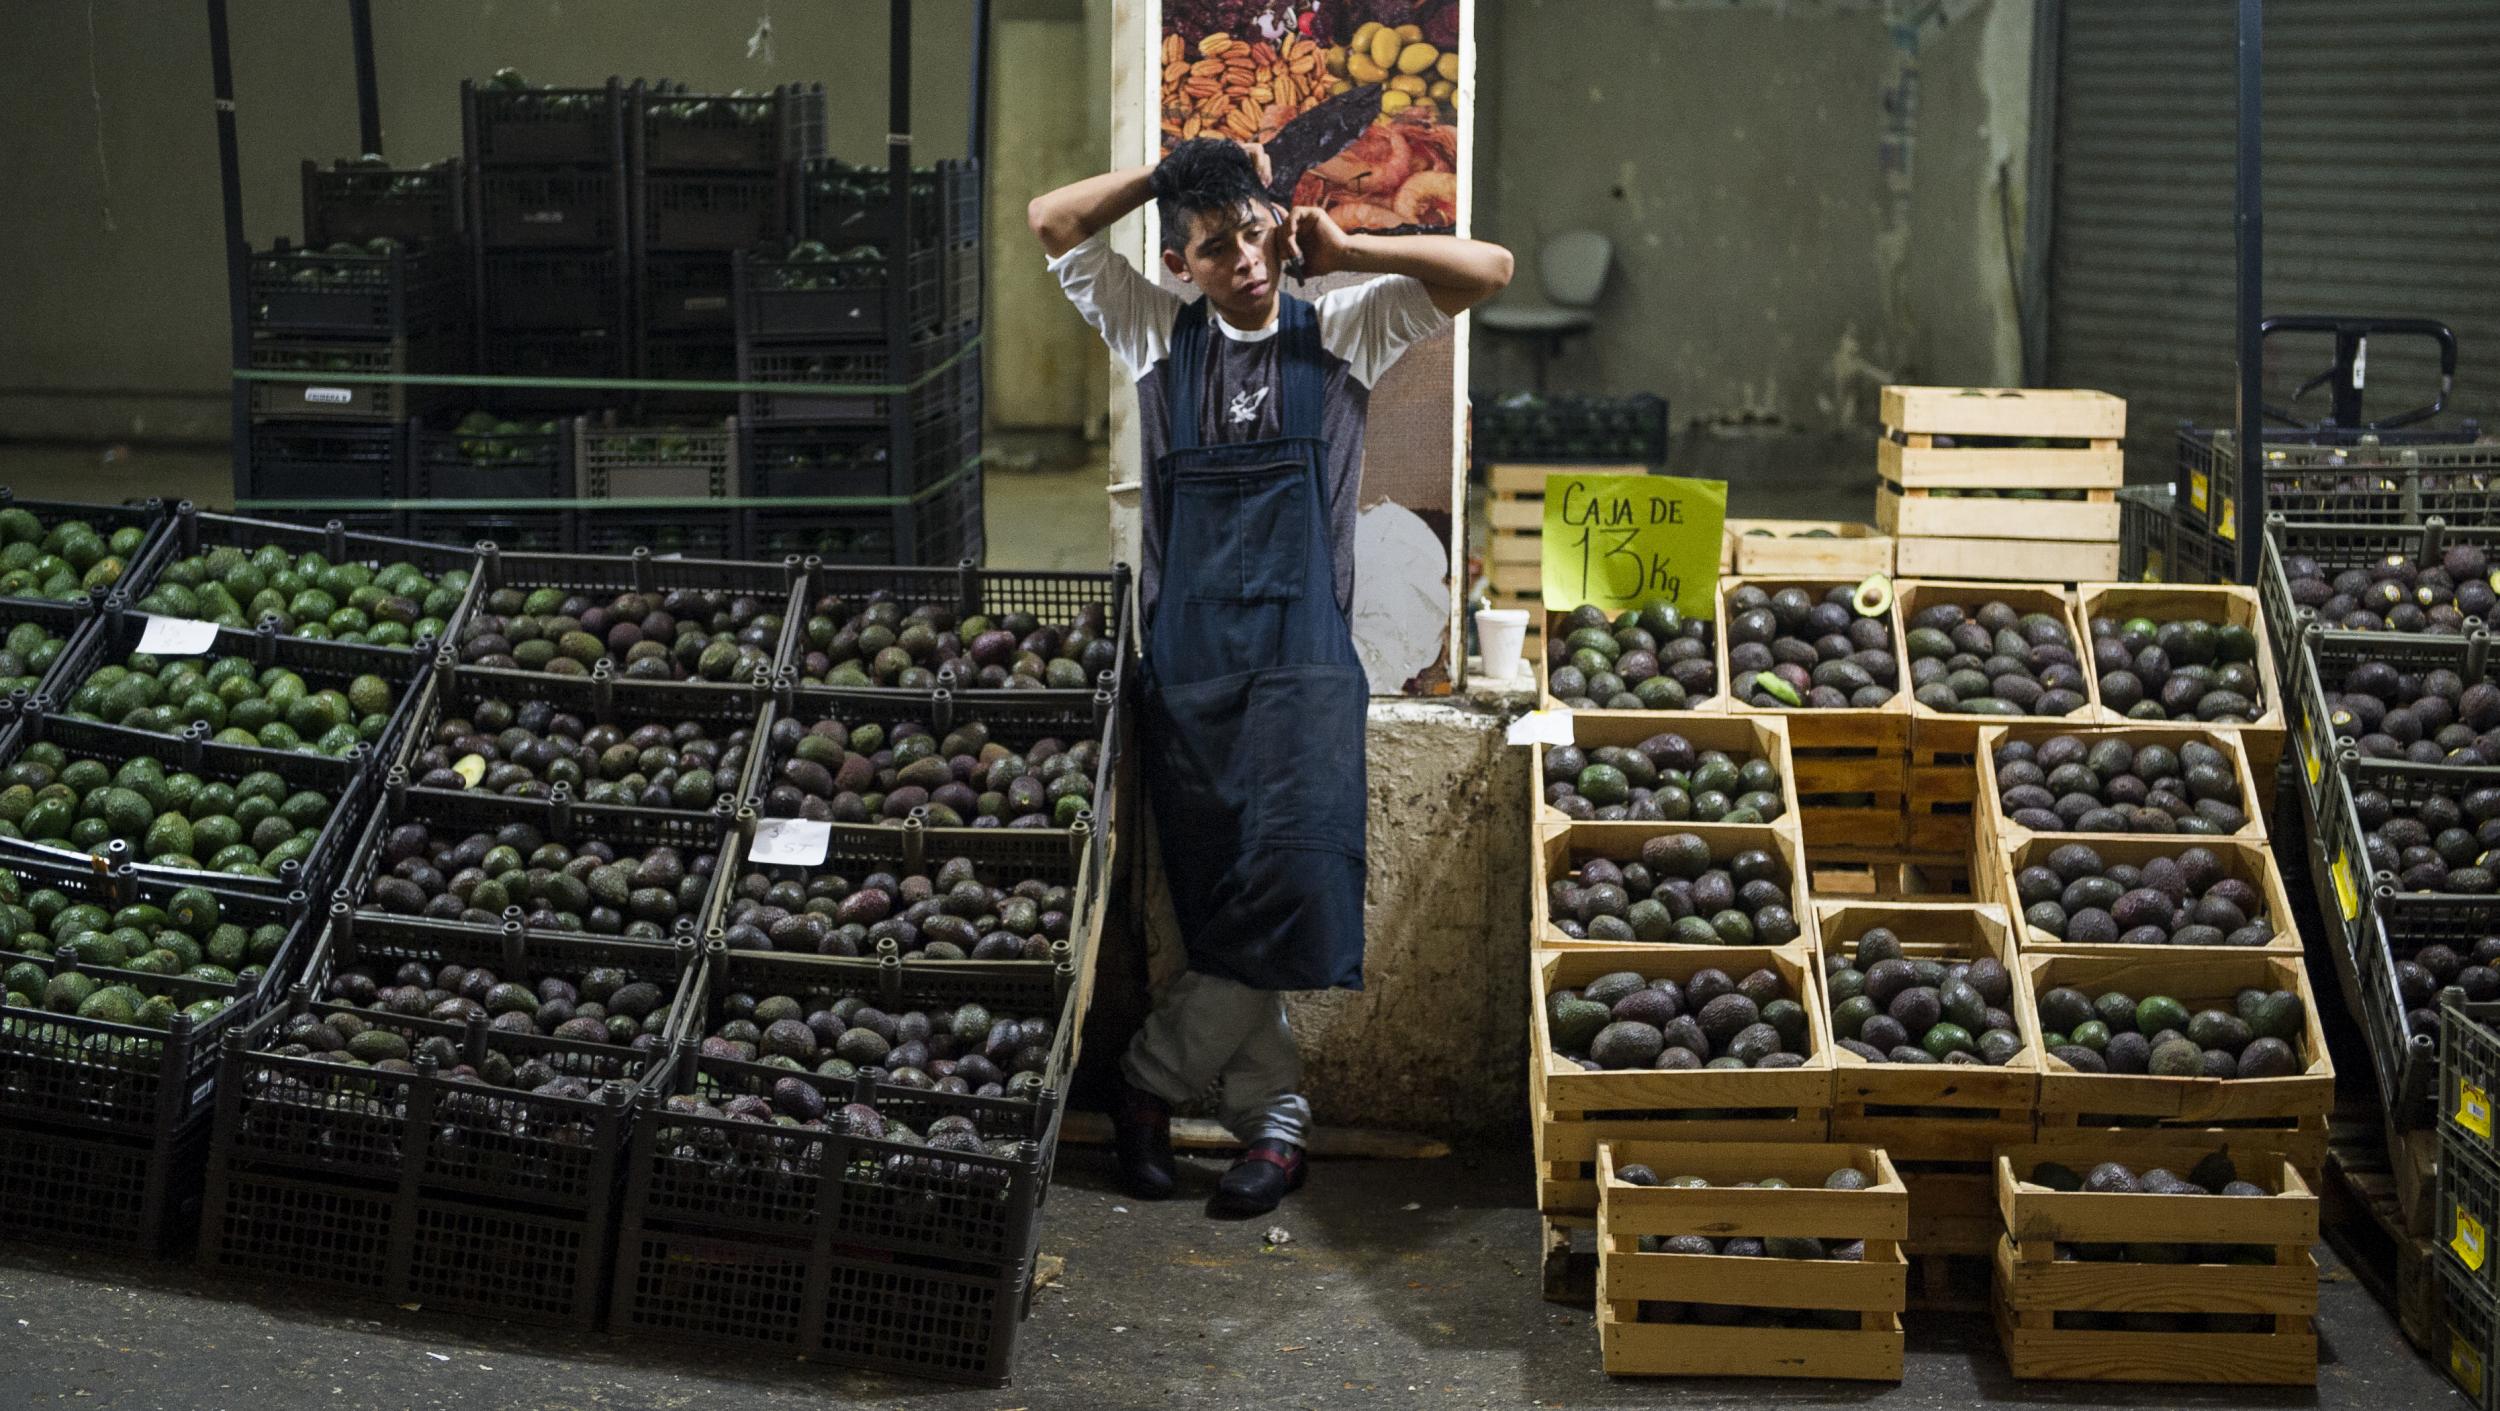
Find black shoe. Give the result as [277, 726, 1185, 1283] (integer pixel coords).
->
[1208, 1139, 1306, 1218]
[1111, 1084, 1177, 1200]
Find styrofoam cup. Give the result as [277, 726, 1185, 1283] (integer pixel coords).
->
[1476, 608, 1530, 685]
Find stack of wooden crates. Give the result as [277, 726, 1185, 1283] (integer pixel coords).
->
[1484, 461, 1648, 652]
[1878, 386, 2126, 585]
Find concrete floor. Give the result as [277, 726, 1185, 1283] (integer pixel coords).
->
[0, 1144, 2463, 1410]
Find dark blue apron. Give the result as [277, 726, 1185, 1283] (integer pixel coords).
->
[1139, 294, 1368, 993]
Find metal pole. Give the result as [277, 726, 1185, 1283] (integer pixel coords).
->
[2232, 0, 2263, 581]
[349, 0, 383, 156]
[207, 0, 252, 501]
[970, 0, 991, 166]
[888, 0, 917, 545]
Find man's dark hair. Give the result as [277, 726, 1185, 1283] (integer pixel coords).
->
[1153, 138, 1269, 254]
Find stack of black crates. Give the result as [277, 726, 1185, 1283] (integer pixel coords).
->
[735, 157, 986, 564]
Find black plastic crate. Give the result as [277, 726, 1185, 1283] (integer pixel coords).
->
[635, 333, 738, 417]
[0, 707, 380, 896]
[740, 466, 984, 567]
[0, 491, 163, 615]
[0, 854, 315, 1136]
[740, 426, 898, 498]
[249, 239, 465, 339]
[636, 81, 826, 170]
[748, 682, 1113, 838]
[2257, 516, 2500, 681]
[576, 417, 739, 500]
[2449, 1129, 2500, 1301]
[479, 249, 626, 332]
[736, 330, 976, 431]
[575, 508, 743, 561]
[237, 420, 405, 503]
[709, 816, 1094, 963]
[409, 412, 575, 500]
[796, 158, 978, 249]
[396, 658, 772, 808]
[50, 611, 430, 791]
[462, 546, 807, 686]
[2180, 423, 2498, 543]
[2323, 753, 2500, 966]
[408, 507, 574, 553]
[2359, 902, 2474, 1133]
[246, 333, 456, 423]
[2438, 1252, 2500, 1411]
[476, 329, 631, 413]
[121, 504, 482, 653]
[461, 76, 627, 168]
[735, 243, 946, 346]
[0, 1112, 210, 1255]
[2117, 484, 2174, 583]
[474, 167, 624, 248]
[788, 562, 1130, 704]
[2288, 623, 2493, 813]
[2170, 505, 2235, 585]
[0, 598, 100, 702]
[1469, 392, 1670, 468]
[637, 170, 788, 252]
[2446, 994, 2500, 1177]
[303, 157, 465, 248]
[639, 252, 734, 332]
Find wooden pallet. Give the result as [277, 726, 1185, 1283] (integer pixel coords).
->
[1816, 901, 2040, 1163]
[1994, 833, 2305, 960]
[1992, 1142, 2318, 1384]
[1527, 711, 1796, 834]
[1531, 820, 1811, 948]
[2321, 1131, 2440, 1353]
[1485, 463, 1647, 646]
[2076, 581, 2288, 782]
[1807, 847, 1972, 901]
[1596, 1142, 1907, 1380]
[1725, 520, 1893, 579]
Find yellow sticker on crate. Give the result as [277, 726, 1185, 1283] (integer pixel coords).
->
[2453, 1333, 2486, 1397]
[2190, 470, 2210, 514]
[2332, 851, 2360, 922]
[2463, 1083, 2494, 1141]
[1540, 473, 1727, 621]
[2458, 1210, 2489, 1270]
[2301, 734, 2320, 787]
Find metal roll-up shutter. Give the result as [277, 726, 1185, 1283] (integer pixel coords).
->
[2048, 0, 2500, 480]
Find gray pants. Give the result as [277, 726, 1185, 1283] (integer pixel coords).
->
[1121, 969, 1311, 1147]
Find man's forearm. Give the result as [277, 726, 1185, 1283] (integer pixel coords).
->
[1028, 165, 1158, 259]
[1338, 233, 1514, 313]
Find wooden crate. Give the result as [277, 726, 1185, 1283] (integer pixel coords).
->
[1529, 711, 1797, 836]
[1807, 847, 1972, 902]
[1485, 463, 1647, 647]
[2076, 582, 2287, 782]
[1896, 580, 2097, 855]
[1596, 1141, 1907, 1380]
[1537, 606, 1725, 713]
[1725, 520, 1893, 579]
[1532, 945, 1835, 1216]
[1533, 820, 1812, 950]
[2023, 951, 2334, 1163]
[1719, 575, 1913, 849]
[1878, 387, 2126, 585]
[1892, 536, 2122, 584]
[1995, 834, 2304, 959]
[1972, 722, 2271, 888]
[1814, 901, 2039, 1163]
[1992, 1142, 2319, 1385]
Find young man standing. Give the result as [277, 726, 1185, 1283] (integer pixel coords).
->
[1028, 139, 1511, 1217]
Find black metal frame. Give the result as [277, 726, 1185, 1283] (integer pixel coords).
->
[2232, 0, 2262, 583]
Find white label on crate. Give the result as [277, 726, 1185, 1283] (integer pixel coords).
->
[135, 616, 222, 656]
[748, 817, 831, 867]
[303, 387, 354, 405]
[1504, 709, 1575, 748]
[2354, 336, 2369, 389]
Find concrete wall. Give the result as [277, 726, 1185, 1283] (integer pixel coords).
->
[1470, 0, 2036, 440]
[0, 1, 1008, 443]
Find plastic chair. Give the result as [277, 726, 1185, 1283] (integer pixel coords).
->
[1476, 230, 1611, 392]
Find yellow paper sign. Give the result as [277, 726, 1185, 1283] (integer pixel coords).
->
[2332, 851, 2359, 923]
[2456, 1337, 2488, 1399]
[2459, 1210, 2490, 1269]
[2189, 470, 2210, 514]
[2300, 733, 2320, 787]
[2462, 1082, 2494, 1141]
[1540, 473, 1728, 620]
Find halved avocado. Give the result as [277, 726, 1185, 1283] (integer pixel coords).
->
[1852, 574, 1894, 619]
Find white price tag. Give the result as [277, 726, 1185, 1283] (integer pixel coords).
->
[748, 817, 831, 867]
[135, 616, 223, 656]
[1504, 709, 1577, 748]
[303, 387, 354, 405]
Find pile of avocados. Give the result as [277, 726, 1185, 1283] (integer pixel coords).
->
[1544, 834, 1801, 946]
[135, 541, 465, 647]
[318, 955, 679, 1053]
[2324, 653, 2500, 766]
[2352, 779, 2500, 896]
[1547, 965, 1811, 1073]
[2390, 936, 2500, 1049]
[2027, 1154, 2290, 1327]
[458, 585, 781, 682]
[1544, 602, 1718, 710]
[402, 696, 753, 810]
[1727, 578, 1898, 710]
[1993, 733, 2250, 836]
[0, 509, 139, 603]
[760, 713, 1097, 829]
[2089, 613, 2264, 724]
[698, 988, 1055, 1100]
[63, 653, 400, 759]
[1822, 926, 2025, 1067]
[1, 880, 285, 1028]
[365, 820, 715, 935]
[2013, 843, 2275, 948]
[717, 854, 1076, 960]
[656, 1086, 1018, 1191]
[1904, 597, 2088, 718]
[793, 593, 1117, 691]
[0, 745, 332, 877]
[2282, 543, 2495, 634]
[1541, 731, 1786, 824]
[0, 620, 69, 695]
[2035, 982, 2306, 1078]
